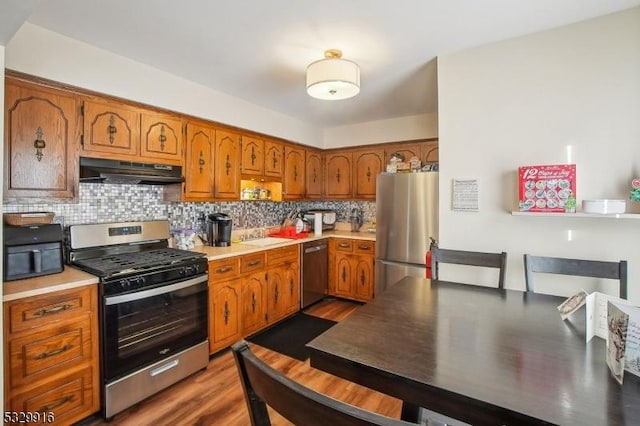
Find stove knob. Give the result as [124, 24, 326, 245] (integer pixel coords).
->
[120, 279, 130, 290]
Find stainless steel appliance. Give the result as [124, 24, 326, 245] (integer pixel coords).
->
[349, 208, 363, 232]
[79, 157, 184, 185]
[376, 172, 438, 294]
[4, 223, 64, 281]
[301, 239, 328, 308]
[66, 220, 209, 419]
[302, 209, 336, 231]
[206, 213, 232, 247]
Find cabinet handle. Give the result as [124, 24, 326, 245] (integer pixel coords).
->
[159, 125, 167, 151]
[338, 243, 350, 249]
[366, 166, 371, 182]
[198, 150, 206, 173]
[223, 301, 230, 325]
[251, 146, 257, 165]
[36, 344, 72, 360]
[33, 126, 46, 162]
[357, 245, 371, 251]
[274, 284, 279, 303]
[341, 266, 346, 283]
[289, 278, 294, 296]
[336, 168, 341, 183]
[215, 266, 233, 274]
[247, 260, 261, 267]
[251, 292, 257, 313]
[225, 154, 231, 176]
[272, 150, 278, 169]
[34, 303, 72, 317]
[293, 165, 298, 181]
[313, 168, 317, 183]
[38, 395, 73, 412]
[107, 114, 117, 144]
[360, 270, 365, 286]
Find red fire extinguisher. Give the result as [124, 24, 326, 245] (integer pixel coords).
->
[425, 237, 437, 279]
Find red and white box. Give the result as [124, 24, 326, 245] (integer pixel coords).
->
[518, 164, 576, 212]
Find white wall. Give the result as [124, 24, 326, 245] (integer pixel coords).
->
[323, 112, 438, 148]
[5, 23, 323, 148]
[438, 8, 640, 304]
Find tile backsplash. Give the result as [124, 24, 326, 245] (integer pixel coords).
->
[3, 183, 375, 232]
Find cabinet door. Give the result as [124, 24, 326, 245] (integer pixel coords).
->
[209, 282, 241, 353]
[420, 140, 439, 165]
[184, 122, 215, 200]
[82, 99, 140, 158]
[4, 79, 78, 202]
[266, 267, 288, 324]
[353, 149, 384, 199]
[214, 129, 241, 199]
[140, 111, 182, 164]
[325, 152, 352, 198]
[241, 135, 264, 176]
[333, 253, 354, 298]
[283, 146, 305, 199]
[264, 139, 283, 178]
[305, 150, 323, 199]
[241, 272, 268, 335]
[385, 143, 421, 165]
[353, 256, 374, 302]
[281, 261, 300, 315]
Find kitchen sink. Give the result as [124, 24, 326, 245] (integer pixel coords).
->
[239, 237, 292, 247]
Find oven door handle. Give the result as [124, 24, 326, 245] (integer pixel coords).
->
[105, 275, 208, 305]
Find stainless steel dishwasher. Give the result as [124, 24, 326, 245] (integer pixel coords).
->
[301, 239, 328, 308]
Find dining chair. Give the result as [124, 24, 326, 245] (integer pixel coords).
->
[523, 254, 628, 299]
[232, 340, 416, 426]
[431, 247, 507, 289]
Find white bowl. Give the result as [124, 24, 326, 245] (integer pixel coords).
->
[582, 199, 626, 214]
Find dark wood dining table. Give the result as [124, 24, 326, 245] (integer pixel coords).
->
[307, 276, 640, 425]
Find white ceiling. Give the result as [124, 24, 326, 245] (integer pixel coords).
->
[4, 0, 640, 127]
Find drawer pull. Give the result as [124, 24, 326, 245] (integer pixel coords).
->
[35, 344, 72, 360]
[247, 260, 261, 267]
[34, 304, 72, 317]
[38, 394, 73, 412]
[338, 243, 350, 248]
[215, 266, 233, 274]
[357, 245, 372, 251]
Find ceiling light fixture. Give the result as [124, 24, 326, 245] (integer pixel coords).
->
[306, 49, 360, 100]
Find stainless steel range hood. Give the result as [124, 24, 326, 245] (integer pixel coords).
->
[79, 157, 184, 185]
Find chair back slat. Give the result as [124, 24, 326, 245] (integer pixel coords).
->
[431, 247, 507, 288]
[232, 340, 414, 426]
[523, 254, 627, 299]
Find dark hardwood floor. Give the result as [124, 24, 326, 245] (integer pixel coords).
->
[79, 299, 402, 425]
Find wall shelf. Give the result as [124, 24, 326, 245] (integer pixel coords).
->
[511, 211, 640, 219]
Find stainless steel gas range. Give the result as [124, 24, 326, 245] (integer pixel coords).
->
[66, 220, 209, 419]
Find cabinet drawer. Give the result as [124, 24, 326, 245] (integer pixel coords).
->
[208, 257, 240, 281]
[334, 239, 354, 253]
[241, 252, 265, 274]
[5, 287, 94, 334]
[7, 317, 93, 389]
[8, 365, 98, 425]
[354, 241, 375, 255]
[266, 245, 299, 266]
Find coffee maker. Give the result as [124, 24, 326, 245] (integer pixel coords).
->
[206, 213, 232, 247]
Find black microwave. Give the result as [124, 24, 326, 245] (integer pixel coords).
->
[4, 224, 64, 281]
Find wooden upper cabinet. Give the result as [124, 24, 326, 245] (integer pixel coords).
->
[241, 135, 264, 176]
[325, 151, 352, 199]
[264, 139, 283, 179]
[305, 149, 323, 199]
[140, 111, 182, 164]
[353, 149, 384, 199]
[183, 121, 215, 200]
[283, 145, 305, 199]
[4, 77, 79, 202]
[82, 99, 140, 158]
[385, 143, 420, 165]
[421, 140, 439, 164]
[214, 129, 241, 199]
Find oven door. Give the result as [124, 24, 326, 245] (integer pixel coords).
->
[102, 274, 208, 382]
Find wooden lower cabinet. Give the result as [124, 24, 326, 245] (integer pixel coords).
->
[208, 246, 300, 354]
[3, 285, 100, 425]
[329, 238, 376, 302]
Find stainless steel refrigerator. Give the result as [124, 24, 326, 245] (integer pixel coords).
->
[375, 172, 438, 294]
